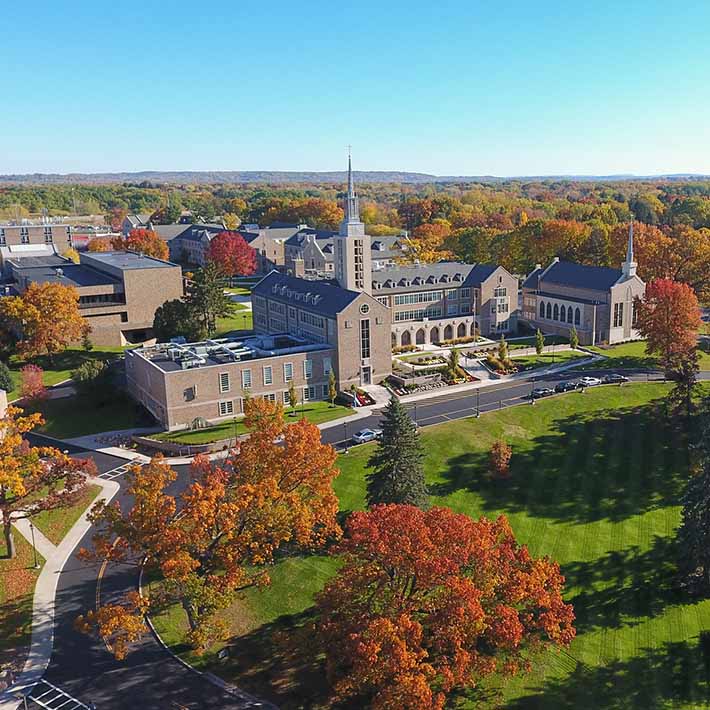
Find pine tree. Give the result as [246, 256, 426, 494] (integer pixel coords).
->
[185, 262, 233, 336]
[366, 395, 428, 509]
[498, 334, 508, 362]
[328, 369, 337, 407]
[0, 360, 12, 393]
[569, 326, 579, 349]
[288, 381, 298, 416]
[535, 328, 544, 355]
[677, 407, 710, 591]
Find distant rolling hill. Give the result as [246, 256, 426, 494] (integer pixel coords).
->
[1, 170, 709, 185]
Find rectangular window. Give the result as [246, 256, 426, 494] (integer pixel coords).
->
[360, 319, 371, 359]
[393, 291, 443, 306]
[20, 227, 29, 244]
[282, 391, 290, 404]
[613, 302, 624, 328]
[303, 359, 313, 379]
[262, 393, 276, 403]
[323, 357, 332, 374]
[241, 369, 252, 388]
[494, 287, 507, 298]
[219, 372, 230, 393]
[447, 303, 459, 315]
[0, 228, 5, 246]
[303, 385, 315, 401]
[376, 296, 389, 306]
[322, 384, 329, 398]
[284, 362, 293, 381]
[44, 227, 53, 243]
[460, 288, 471, 298]
[263, 365, 273, 385]
[219, 400, 234, 416]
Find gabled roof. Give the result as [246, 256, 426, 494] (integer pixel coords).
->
[252, 271, 361, 317]
[371, 262, 499, 293]
[525, 260, 622, 292]
[151, 224, 192, 242]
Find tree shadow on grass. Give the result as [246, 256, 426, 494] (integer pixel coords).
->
[561, 535, 684, 635]
[431, 399, 688, 525]
[0, 594, 33, 671]
[506, 638, 710, 709]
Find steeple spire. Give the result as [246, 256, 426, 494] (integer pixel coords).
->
[622, 220, 637, 278]
[344, 147, 360, 224]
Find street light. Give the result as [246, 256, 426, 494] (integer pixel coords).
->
[29, 521, 39, 569]
[476, 387, 480, 418]
[343, 421, 349, 453]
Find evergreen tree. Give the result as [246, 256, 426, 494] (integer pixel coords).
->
[366, 395, 428, 509]
[185, 263, 233, 336]
[535, 329, 544, 356]
[498, 334, 508, 362]
[678, 405, 710, 591]
[288, 381, 298, 416]
[0, 360, 12, 393]
[328, 369, 337, 407]
[569, 326, 579, 349]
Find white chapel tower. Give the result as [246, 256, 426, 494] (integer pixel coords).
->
[334, 152, 372, 293]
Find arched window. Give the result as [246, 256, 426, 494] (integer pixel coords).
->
[567, 306, 573, 323]
[457, 323, 466, 338]
[391, 332, 397, 348]
[444, 324, 453, 340]
[574, 307, 581, 325]
[546, 302, 552, 319]
[539, 301, 545, 318]
[553, 304, 559, 321]
[416, 328, 426, 345]
[401, 330, 411, 346]
[430, 326, 440, 343]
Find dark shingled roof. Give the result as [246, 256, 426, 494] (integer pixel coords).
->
[252, 271, 360, 317]
[525, 260, 622, 292]
[371, 262, 499, 294]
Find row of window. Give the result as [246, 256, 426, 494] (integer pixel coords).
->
[0, 225, 72, 246]
[539, 301, 581, 326]
[392, 287, 473, 306]
[218, 385, 327, 416]
[218, 358, 330, 392]
[394, 307, 443, 322]
[613, 302, 638, 328]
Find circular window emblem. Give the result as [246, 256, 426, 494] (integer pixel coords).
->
[360, 303, 370, 314]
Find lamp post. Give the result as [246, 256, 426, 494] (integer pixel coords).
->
[29, 521, 39, 569]
[530, 376, 536, 405]
[476, 387, 480, 417]
[343, 421, 349, 453]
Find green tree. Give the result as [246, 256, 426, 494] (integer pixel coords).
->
[447, 347, 461, 380]
[288, 381, 298, 416]
[0, 360, 12, 393]
[498, 334, 508, 362]
[184, 263, 233, 336]
[535, 328, 544, 355]
[153, 299, 205, 342]
[72, 359, 114, 404]
[677, 407, 710, 591]
[328, 369, 337, 407]
[365, 395, 428, 509]
[569, 326, 579, 349]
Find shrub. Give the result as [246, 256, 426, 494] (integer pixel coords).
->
[490, 440, 513, 479]
[0, 360, 12, 393]
[20, 364, 47, 403]
[392, 344, 418, 354]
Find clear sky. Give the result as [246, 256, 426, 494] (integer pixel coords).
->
[3, 0, 710, 176]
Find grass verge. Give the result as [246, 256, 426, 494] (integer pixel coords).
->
[31, 483, 102, 545]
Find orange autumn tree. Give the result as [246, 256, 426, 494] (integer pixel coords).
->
[0, 282, 89, 361]
[77, 397, 340, 655]
[111, 228, 169, 260]
[0, 405, 95, 558]
[87, 236, 113, 252]
[316, 505, 575, 710]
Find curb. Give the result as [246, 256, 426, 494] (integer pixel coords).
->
[0, 477, 121, 710]
[137, 566, 275, 709]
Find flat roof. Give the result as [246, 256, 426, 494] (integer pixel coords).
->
[11, 263, 119, 288]
[82, 251, 178, 270]
[130, 333, 332, 373]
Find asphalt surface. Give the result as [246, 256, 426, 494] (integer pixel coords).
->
[25, 368, 710, 709]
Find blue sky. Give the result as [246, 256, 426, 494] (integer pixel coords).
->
[2, 0, 710, 175]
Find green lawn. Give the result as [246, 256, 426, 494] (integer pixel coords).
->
[31, 483, 102, 545]
[152, 383, 710, 708]
[508, 334, 569, 351]
[215, 310, 253, 337]
[583, 340, 710, 372]
[224, 286, 251, 296]
[150, 401, 355, 445]
[6, 347, 126, 398]
[26, 393, 144, 439]
[510, 349, 587, 371]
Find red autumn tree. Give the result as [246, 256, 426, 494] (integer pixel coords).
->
[316, 505, 575, 710]
[635, 278, 702, 371]
[111, 229, 169, 261]
[206, 231, 257, 276]
[19, 364, 47, 404]
[490, 440, 513, 479]
[77, 397, 340, 655]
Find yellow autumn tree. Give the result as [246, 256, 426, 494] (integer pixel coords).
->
[0, 282, 89, 362]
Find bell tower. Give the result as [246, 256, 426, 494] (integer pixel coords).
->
[621, 221, 637, 279]
[334, 150, 371, 293]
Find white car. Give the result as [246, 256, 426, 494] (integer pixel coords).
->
[352, 428, 382, 444]
[578, 376, 601, 387]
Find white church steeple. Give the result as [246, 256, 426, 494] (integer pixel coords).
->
[622, 221, 637, 278]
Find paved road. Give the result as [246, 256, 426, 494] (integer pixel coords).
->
[25, 368, 710, 709]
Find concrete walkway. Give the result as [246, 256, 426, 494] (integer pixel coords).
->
[11, 519, 56, 561]
[0, 477, 121, 710]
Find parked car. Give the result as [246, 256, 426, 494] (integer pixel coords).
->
[530, 387, 555, 399]
[578, 376, 602, 387]
[352, 428, 382, 444]
[603, 373, 629, 384]
[555, 380, 578, 393]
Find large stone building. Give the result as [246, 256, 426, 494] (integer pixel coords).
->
[521, 226, 645, 345]
[6, 251, 183, 347]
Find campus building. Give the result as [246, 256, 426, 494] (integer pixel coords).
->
[520, 226, 645, 345]
[6, 251, 183, 347]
